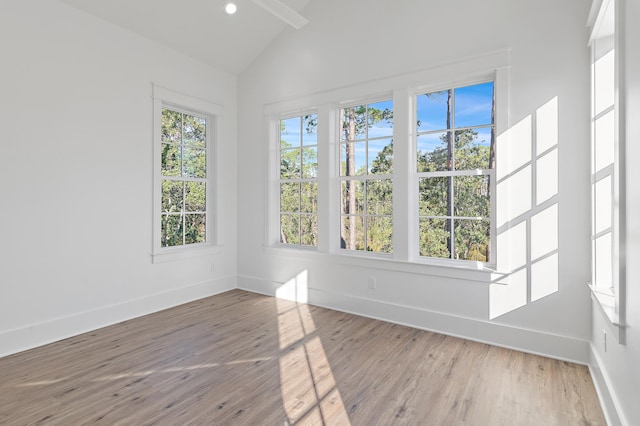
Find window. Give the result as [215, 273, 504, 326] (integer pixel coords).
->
[588, 0, 624, 331]
[266, 52, 507, 272]
[417, 82, 495, 262]
[339, 100, 393, 253]
[279, 114, 318, 246]
[160, 108, 208, 247]
[152, 84, 221, 262]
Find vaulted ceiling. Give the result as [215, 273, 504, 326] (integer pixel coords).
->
[59, 0, 311, 74]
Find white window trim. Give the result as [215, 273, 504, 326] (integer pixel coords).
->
[587, 0, 626, 341]
[264, 50, 509, 281]
[151, 84, 223, 263]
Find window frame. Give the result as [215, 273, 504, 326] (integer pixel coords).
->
[278, 112, 320, 248]
[264, 51, 509, 277]
[414, 80, 497, 268]
[587, 0, 626, 339]
[338, 96, 395, 255]
[152, 84, 222, 263]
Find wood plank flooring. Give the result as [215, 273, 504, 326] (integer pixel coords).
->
[0, 290, 606, 425]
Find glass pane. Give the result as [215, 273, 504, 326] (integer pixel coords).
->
[300, 182, 317, 214]
[280, 182, 300, 213]
[454, 82, 494, 128]
[417, 90, 450, 132]
[183, 114, 206, 148]
[281, 117, 300, 149]
[368, 100, 393, 138]
[454, 219, 490, 261]
[183, 147, 206, 178]
[341, 180, 364, 215]
[367, 216, 392, 253]
[161, 109, 182, 143]
[594, 110, 614, 172]
[302, 147, 318, 179]
[280, 148, 301, 179]
[454, 176, 490, 218]
[417, 132, 450, 172]
[162, 180, 183, 212]
[368, 139, 393, 174]
[595, 233, 612, 288]
[419, 177, 449, 217]
[185, 181, 206, 212]
[300, 215, 318, 247]
[341, 106, 366, 141]
[161, 143, 181, 176]
[341, 215, 364, 251]
[419, 218, 450, 258]
[161, 214, 183, 247]
[281, 214, 300, 245]
[341, 142, 366, 176]
[595, 176, 612, 234]
[366, 179, 392, 216]
[455, 128, 493, 170]
[184, 214, 206, 244]
[302, 114, 318, 146]
[594, 49, 615, 116]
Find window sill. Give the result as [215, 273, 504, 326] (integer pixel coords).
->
[263, 245, 502, 283]
[152, 244, 223, 264]
[587, 282, 620, 326]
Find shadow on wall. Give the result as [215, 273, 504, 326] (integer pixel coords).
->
[490, 97, 560, 319]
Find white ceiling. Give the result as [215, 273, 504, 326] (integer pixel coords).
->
[59, 0, 311, 74]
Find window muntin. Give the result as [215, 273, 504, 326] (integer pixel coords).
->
[279, 114, 318, 246]
[160, 108, 208, 247]
[339, 100, 393, 253]
[417, 82, 495, 263]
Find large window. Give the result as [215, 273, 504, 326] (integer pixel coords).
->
[267, 56, 506, 270]
[160, 108, 209, 247]
[417, 82, 495, 262]
[339, 100, 393, 253]
[279, 114, 319, 246]
[589, 0, 624, 330]
[152, 84, 220, 261]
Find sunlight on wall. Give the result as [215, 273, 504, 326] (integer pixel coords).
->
[276, 276, 351, 425]
[490, 97, 559, 319]
[275, 269, 309, 303]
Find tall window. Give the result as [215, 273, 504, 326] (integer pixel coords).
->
[417, 82, 495, 262]
[339, 100, 393, 253]
[160, 108, 208, 247]
[279, 114, 318, 246]
[589, 0, 623, 329]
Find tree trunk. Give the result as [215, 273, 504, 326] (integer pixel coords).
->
[346, 108, 357, 250]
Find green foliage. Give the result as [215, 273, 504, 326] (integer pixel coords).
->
[279, 115, 318, 246]
[160, 108, 207, 247]
[418, 129, 492, 261]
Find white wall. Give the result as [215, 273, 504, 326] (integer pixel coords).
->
[238, 0, 593, 362]
[0, 0, 237, 357]
[589, 1, 640, 424]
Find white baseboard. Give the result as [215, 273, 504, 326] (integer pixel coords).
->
[589, 345, 625, 426]
[238, 274, 589, 364]
[0, 276, 236, 358]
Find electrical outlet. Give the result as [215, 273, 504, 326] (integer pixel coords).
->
[368, 277, 376, 290]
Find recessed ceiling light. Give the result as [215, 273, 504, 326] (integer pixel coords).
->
[224, 2, 237, 15]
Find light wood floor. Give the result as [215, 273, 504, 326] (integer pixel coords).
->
[0, 290, 605, 425]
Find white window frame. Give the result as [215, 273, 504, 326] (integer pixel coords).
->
[151, 84, 223, 263]
[587, 0, 626, 340]
[278, 112, 320, 248]
[337, 95, 394, 255]
[413, 79, 497, 269]
[264, 51, 509, 280]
